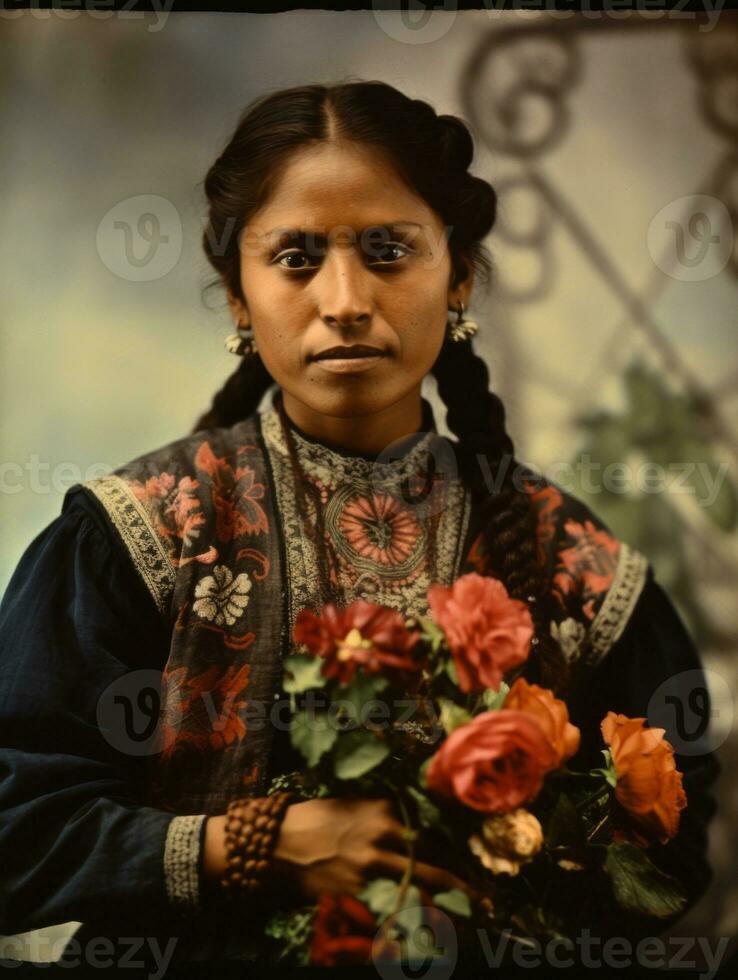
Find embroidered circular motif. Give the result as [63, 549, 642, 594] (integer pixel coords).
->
[325, 482, 426, 578]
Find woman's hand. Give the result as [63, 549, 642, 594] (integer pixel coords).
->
[271, 796, 478, 903]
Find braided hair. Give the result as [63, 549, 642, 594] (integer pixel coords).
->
[193, 80, 570, 697]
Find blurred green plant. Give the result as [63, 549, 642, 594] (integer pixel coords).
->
[567, 359, 737, 648]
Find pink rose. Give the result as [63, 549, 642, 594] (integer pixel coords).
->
[427, 573, 533, 693]
[426, 710, 558, 814]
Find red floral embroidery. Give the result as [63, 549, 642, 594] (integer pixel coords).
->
[338, 492, 422, 567]
[553, 518, 620, 621]
[130, 472, 216, 566]
[527, 483, 564, 567]
[158, 662, 251, 757]
[195, 441, 269, 541]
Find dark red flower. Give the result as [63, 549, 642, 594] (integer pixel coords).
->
[293, 599, 424, 685]
[309, 892, 377, 966]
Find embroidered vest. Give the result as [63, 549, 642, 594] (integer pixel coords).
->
[64, 395, 649, 817]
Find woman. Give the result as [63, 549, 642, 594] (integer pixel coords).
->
[0, 81, 720, 967]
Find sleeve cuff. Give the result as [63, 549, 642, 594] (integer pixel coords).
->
[163, 814, 208, 916]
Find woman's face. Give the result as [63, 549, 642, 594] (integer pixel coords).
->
[228, 140, 473, 451]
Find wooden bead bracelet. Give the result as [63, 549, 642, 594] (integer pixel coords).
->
[219, 791, 292, 899]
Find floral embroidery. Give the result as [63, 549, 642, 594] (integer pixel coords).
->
[195, 441, 269, 541]
[158, 663, 252, 757]
[527, 482, 564, 568]
[193, 564, 253, 626]
[550, 617, 586, 663]
[129, 472, 216, 566]
[337, 492, 423, 568]
[553, 518, 620, 621]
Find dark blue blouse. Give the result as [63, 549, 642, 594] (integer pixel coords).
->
[0, 486, 721, 960]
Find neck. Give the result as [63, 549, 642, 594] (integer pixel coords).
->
[278, 387, 427, 458]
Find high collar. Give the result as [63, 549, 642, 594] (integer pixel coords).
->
[268, 388, 438, 468]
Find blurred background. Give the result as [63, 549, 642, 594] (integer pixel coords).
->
[1, 5, 736, 965]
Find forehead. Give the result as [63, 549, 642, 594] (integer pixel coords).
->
[248, 141, 442, 234]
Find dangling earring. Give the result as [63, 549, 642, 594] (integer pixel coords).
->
[224, 323, 258, 357]
[448, 301, 479, 343]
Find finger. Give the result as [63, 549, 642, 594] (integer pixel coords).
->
[372, 818, 417, 851]
[373, 850, 478, 899]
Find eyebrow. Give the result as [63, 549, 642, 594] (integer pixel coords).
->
[260, 222, 425, 246]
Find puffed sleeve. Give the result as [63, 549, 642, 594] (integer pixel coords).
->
[0, 490, 206, 935]
[567, 565, 721, 933]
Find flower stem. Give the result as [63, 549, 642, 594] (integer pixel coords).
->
[575, 784, 610, 811]
[379, 780, 418, 927]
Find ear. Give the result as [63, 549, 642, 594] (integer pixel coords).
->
[226, 290, 250, 326]
[448, 255, 476, 312]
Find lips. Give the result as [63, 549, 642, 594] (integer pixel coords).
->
[314, 345, 385, 361]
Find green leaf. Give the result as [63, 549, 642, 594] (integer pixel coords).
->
[605, 842, 688, 919]
[546, 792, 586, 850]
[445, 658, 459, 686]
[264, 906, 316, 965]
[359, 878, 399, 922]
[432, 889, 471, 918]
[595, 749, 618, 788]
[289, 711, 337, 766]
[481, 682, 509, 711]
[406, 785, 442, 829]
[418, 756, 433, 789]
[282, 654, 326, 693]
[333, 730, 390, 780]
[415, 615, 447, 654]
[437, 697, 471, 735]
[335, 673, 389, 729]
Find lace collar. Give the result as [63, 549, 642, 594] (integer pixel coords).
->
[259, 390, 443, 486]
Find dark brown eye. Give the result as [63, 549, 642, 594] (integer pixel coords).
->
[367, 242, 413, 265]
[276, 250, 316, 270]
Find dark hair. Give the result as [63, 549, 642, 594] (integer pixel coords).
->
[193, 80, 570, 696]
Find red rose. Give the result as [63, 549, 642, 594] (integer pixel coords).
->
[309, 892, 377, 966]
[427, 573, 533, 693]
[293, 599, 423, 685]
[426, 710, 558, 813]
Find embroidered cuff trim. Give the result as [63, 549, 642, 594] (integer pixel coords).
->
[84, 475, 176, 617]
[583, 542, 649, 668]
[163, 814, 207, 916]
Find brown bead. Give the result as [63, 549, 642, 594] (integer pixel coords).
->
[255, 859, 268, 873]
[265, 817, 278, 833]
[254, 814, 269, 830]
[227, 854, 243, 868]
[229, 871, 243, 885]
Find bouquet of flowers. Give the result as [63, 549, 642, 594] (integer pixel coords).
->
[263, 572, 689, 967]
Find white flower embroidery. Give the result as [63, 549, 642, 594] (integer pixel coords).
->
[550, 617, 586, 663]
[193, 565, 252, 627]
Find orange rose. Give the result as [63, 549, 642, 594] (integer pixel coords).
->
[505, 677, 581, 768]
[427, 573, 533, 693]
[601, 712, 687, 846]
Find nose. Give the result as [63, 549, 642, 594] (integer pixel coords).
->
[317, 248, 373, 330]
